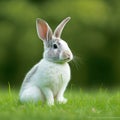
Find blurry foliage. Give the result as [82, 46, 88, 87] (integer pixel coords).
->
[0, 0, 120, 88]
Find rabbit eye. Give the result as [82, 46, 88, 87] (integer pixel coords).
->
[53, 44, 58, 49]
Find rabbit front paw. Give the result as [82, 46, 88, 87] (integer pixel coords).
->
[47, 99, 54, 106]
[57, 97, 67, 104]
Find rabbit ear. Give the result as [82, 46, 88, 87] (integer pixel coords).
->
[36, 18, 53, 41]
[54, 17, 71, 38]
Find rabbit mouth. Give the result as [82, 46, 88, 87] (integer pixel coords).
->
[63, 57, 71, 61]
[59, 57, 72, 63]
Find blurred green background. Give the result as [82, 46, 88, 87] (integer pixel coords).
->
[0, 0, 120, 89]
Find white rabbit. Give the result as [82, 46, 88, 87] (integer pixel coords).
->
[19, 17, 73, 106]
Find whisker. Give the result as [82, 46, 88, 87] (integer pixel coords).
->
[70, 55, 81, 71]
[72, 60, 78, 71]
[74, 56, 81, 70]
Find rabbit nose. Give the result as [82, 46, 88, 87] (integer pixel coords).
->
[62, 50, 71, 59]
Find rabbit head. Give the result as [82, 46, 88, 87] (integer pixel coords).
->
[36, 17, 73, 63]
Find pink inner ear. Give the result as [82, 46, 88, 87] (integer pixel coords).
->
[38, 22, 47, 40]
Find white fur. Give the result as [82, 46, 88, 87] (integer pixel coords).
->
[19, 59, 70, 105]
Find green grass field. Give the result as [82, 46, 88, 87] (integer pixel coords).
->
[0, 89, 120, 120]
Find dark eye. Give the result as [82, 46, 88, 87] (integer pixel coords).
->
[53, 44, 58, 49]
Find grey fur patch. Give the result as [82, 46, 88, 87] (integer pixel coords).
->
[19, 64, 39, 94]
[23, 64, 38, 84]
[44, 38, 60, 48]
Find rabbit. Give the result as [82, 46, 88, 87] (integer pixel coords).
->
[19, 17, 73, 106]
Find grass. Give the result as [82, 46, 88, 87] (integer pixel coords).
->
[0, 88, 120, 120]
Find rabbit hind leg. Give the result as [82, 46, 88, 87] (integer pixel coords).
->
[20, 86, 44, 103]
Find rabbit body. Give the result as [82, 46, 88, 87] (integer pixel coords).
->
[20, 59, 70, 105]
[19, 17, 73, 105]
